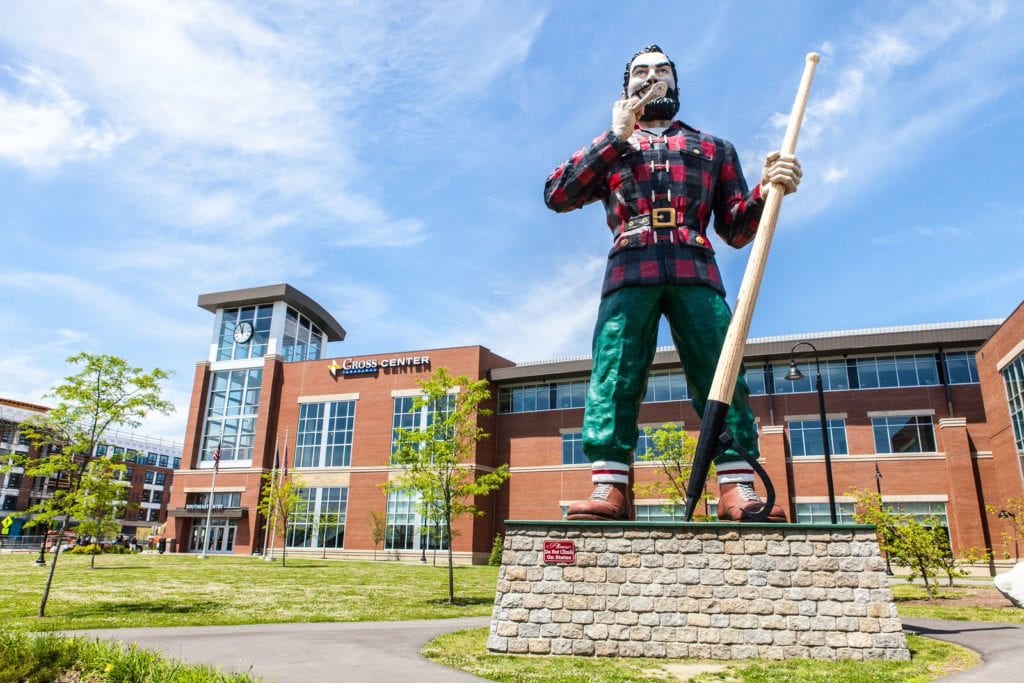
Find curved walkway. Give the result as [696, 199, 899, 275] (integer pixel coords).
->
[901, 617, 1024, 682]
[75, 617, 492, 682]
[74, 616, 1022, 682]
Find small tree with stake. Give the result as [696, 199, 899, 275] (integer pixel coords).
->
[71, 457, 132, 569]
[850, 489, 946, 596]
[257, 470, 305, 567]
[368, 511, 387, 560]
[9, 353, 172, 617]
[387, 368, 510, 605]
[633, 423, 713, 520]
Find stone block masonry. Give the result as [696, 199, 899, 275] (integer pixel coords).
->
[488, 521, 910, 661]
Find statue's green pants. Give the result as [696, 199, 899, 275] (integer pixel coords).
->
[582, 284, 758, 483]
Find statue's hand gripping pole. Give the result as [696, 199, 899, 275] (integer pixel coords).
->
[683, 53, 820, 522]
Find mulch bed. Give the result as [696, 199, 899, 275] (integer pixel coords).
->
[904, 585, 1016, 609]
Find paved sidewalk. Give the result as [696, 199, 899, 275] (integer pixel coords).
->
[75, 617, 491, 682]
[901, 617, 1024, 682]
[74, 616, 1022, 682]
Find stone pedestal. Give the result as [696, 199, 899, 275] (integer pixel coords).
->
[488, 521, 910, 661]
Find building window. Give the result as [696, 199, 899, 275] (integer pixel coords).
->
[795, 502, 857, 524]
[145, 452, 157, 465]
[0, 422, 17, 445]
[561, 432, 585, 465]
[745, 364, 769, 396]
[282, 307, 325, 362]
[201, 368, 263, 463]
[295, 400, 356, 468]
[643, 372, 688, 403]
[216, 304, 273, 361]
[773, 359, 850, 394]
[634, 430, 656, 460]
[155, 472, 166, 486]
[186, 492, 241, 510]
[857, 354, 939, 389]
[788, 419, 848, 457]
[384, 490, 447, 551]
[172, 457, 181, 469]
[286, 487, 348, 549]
[944, 352, 979, 385]
[391, 394, 454, 456]
[157, 455, 169, 468]
[885, 501, 949, 526]
[555, 381, 588, 410]
[144, 471, 154, 484]
[498, 380, 588, 414]
[1, 496, 15, 511]
[1003, 353, 1024, 454]
[635, 504, 685, 521]
[872, 415, 936, 454]
[5, 472, 22, 489]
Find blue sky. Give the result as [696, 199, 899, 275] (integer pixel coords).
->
[1, 0, 1022, 441]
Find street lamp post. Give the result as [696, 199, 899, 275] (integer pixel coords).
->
[785, 341, 838, 524]
[874, 463, 893, 575]
[35, 523, 48, 566]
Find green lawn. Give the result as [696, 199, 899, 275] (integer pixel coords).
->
[1, 553, 1007, 682]
[891, 582, 1024, 623]
[1, 553, 499, 632]
[423, 629, 978, 683]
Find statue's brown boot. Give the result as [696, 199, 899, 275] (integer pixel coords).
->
[717, 482, 787, 522]
[566, 483, 631, 520]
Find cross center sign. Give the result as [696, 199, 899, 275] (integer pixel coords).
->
[543, 539, 576, 565]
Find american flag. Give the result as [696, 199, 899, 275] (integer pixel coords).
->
[213, 448, 221, 471]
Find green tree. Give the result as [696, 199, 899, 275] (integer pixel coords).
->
[257, 471, 305, 567]
[71, 457, 131, 569]
[9, 353, 172, 617]
[632, 423, 713, 520]
[388, 367, 510, 605]
[368, 510, 387, 560]
[850, 489, 946, 595]
[986, 498, 1024, 560]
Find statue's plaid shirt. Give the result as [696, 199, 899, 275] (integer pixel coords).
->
[544, 122, 764, 298]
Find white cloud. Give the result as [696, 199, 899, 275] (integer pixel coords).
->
[0, 0, 547, 246]
[0, 65, 132, 170]
[822, 166, 847, 184]
[463, 257, 604, 362]
[764, 0, 1022, 223]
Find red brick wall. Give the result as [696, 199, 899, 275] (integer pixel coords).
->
[176, 345, 514, 558]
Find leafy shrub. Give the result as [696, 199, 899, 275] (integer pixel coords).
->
[488, 533, 504, 566]
[0, 629, 256, 682]
[69, 543, 131, 555]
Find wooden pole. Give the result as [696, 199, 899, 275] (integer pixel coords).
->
[683, 53, 820, 521]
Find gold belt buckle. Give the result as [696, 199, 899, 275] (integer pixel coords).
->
[651, 207, 676, 228]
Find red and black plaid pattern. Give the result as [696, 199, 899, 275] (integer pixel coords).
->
[544, 122, 763, 297]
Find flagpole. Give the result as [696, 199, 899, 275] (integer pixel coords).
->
[262, 437, 280, 561]
[267, 429, 288, 561]
[200, 448, 220, 560]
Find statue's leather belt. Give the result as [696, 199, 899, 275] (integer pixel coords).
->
[625, 208, 678, 234]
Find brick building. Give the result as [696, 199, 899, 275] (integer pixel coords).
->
[0, 397, 182, 540]
[171, 284, 1024, 564]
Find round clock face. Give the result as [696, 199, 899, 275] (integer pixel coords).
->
[233, 321, 254, 344]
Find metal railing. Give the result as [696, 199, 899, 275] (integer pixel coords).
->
[0, 534, 46, 551]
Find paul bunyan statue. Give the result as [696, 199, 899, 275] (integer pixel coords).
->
[544, 45, 802, 522]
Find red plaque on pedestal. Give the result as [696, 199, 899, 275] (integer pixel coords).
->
[543, 540, 576, 565]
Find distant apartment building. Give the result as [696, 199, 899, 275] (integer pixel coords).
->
[0, 397, 182, 539]
[168, 283, 1024, 564]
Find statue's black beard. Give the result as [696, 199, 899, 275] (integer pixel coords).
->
[639, 90, 680, 121]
